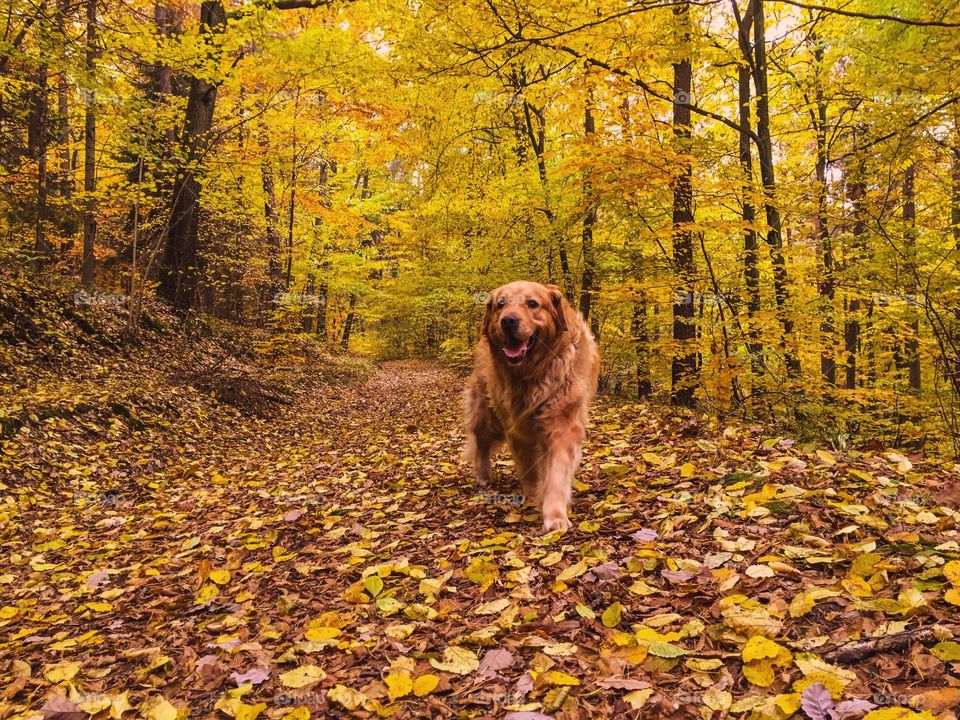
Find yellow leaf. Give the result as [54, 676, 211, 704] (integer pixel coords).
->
[385, 672, 413, 701]
[235, 703, 266, 720]
[282, 709, 310, 720]
[44, 661, 80, 683]
[429, 646, 479, 675]
[742, 636, 791, 666]
[194, 583, 219, 605]
[931, 641, 960, 662]
[79, 695, 112, 714]
[794, 652, 856, 691]
[601, 602, 622, 628]
[304, 626, 340, 642]
[385, 624, 415, 639]
[540, 552, 564, 567]
[943, 561, 960, 586]
[557, 560, 589, 582]
[327, 685, 368, 711]
[109, 692, 133, 719]
[624, 688, 653, 709]
[703, 689, 732, 711]
[412, 674, 439, 697]
[464, 558, 498, 591]
[793, 673, 846, 698]
[84, 601, 113, 613]
[945, 587, 960, 606]
[364, 575, 384, 598]
[140, 696, 180, 720]
[789, 588, 838, 617]
[474, 598, 510, 615]
[686, 657, 724, 672]
[279, 665, 326, 689]
[772, 693, 802, 715]
[679, 462, 697, 478]
[863, 709, 935, 720]
[743, 659, 775, 687]
[209, 570, 231, 585]
[542, 671, 579, 686]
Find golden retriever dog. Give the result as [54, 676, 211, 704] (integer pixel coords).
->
[463, 281, 600, 531]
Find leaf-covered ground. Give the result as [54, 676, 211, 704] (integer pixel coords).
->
[4, 356, 960, 720]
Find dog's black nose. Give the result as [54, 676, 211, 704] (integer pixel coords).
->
[501, 314, 519, 332]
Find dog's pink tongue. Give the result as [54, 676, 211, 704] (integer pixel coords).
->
[503, 340, 529, 359]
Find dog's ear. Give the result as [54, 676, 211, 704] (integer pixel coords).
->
[548, 285, 567, 334]
[482, 291, 495, 337]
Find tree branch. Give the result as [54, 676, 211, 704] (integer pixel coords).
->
[772, 0, 960, 28]
[226, 0, 344, 21]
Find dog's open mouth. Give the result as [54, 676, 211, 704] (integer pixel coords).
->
[503, 335, 536, 363]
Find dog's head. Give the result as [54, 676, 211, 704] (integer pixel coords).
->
[482, 281, 567, 370]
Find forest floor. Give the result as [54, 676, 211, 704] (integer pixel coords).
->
[3, 307, 960, 719]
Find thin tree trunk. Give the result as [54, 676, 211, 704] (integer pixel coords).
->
[903, 162, 921, 393]
[259, 132, 283, 318]
[29, 50, 51, 267]
[301, 274, 315, 332]
[670, 0, 697, 408]
[812, 41, 836, 386]
[55, 0, 72, 207]
[316, 274, 328, 341]
[286, 175, 296, 287]
[512, 66, 570, 294]
[80, 0, 97, 288]
[752, 0, 800, 377]
[952, 139, 960, 249]
[579, 92, 598, 335]
[947, 119, 960, 396]
[844, 135, 866, 390]
[633, 299, 652, 399]
[341, 294, 356, 349]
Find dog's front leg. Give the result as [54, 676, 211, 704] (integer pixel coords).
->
[539, 424, 584, 532]
[462, 380, 503, 485]
[510, 439, 540, 502]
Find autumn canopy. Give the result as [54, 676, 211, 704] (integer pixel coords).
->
[2, 0, 960, 717]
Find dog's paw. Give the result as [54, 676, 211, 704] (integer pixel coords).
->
[542, 514, 571, 533]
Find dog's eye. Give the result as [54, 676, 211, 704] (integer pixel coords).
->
[526, 299, 539, 309]
[497, 297, 506, 308]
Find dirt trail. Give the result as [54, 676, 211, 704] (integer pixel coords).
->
[3, 360, 960, 718]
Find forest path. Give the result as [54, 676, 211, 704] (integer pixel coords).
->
[3, 360, 960, 718]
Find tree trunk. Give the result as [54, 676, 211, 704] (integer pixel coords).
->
[259, 133, 283, 317]
[670, 1, 697, 409]
[512, 66, 570, 294]
[56, 0, 72, 203]
[952, 139, 960, 249]
[286, 176, 296, 287]
[159, 0, 226, 310]
[844, 137, 866, 390]
[301, 274, 315, 332]
[632, 299, 652, 399]
[902, 162, 921, 393]
[29, 50, 51, 267]
[80, 0, 97, 288]
[341, 294, 356, 349]
[812, 41, 836, 386]
[316, 275, 329, 341]
[736, 55, 762, 374]
[579, 93, 598, 335]
[752, 0, 800, 378]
